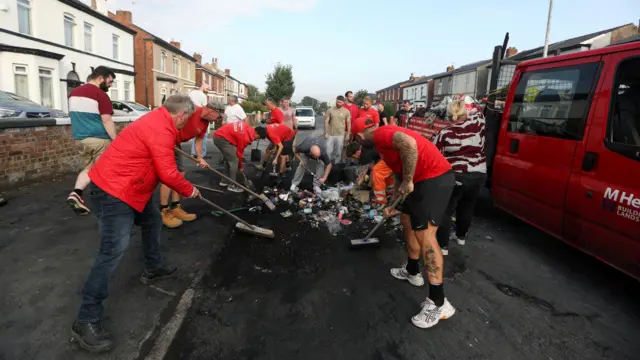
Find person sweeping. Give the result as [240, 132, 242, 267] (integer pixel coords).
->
[213, 120, 258, 193]
[254, 123, 295, 177]
[72, 95, 200, 353]
[352, 117, 455, 329]
[159, 102, 224, 228]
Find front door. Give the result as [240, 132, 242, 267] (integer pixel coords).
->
[492, 57, 601, 238]
[566, 51, 640, 279]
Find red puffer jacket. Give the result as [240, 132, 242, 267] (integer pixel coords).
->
[89, 107, 194, 212]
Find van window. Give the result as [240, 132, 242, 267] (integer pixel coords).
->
[508, 63, 599, 140]
[296, 108, 314, 117]
[606, 57, 640, 161]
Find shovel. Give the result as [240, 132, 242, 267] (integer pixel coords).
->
[176, 148, 276, 211]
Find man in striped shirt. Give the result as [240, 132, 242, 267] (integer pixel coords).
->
[433, 100, 487, 254]
[66, 66, 116, 215]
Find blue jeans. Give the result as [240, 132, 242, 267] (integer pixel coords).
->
[191, 138, 207, 157]
[76, 183, 164, 323]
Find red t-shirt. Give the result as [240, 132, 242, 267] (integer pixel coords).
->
[268, 107, 284, 124]
[176, 107, 208, 144]
[214, 122, 256, 169]
[265, 123, 295, 145]
[344, 103, 358, 130]
[373, 126, 451, 182]
[357, 107, 381, 125]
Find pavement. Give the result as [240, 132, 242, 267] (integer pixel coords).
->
[1, 117, 639, 360]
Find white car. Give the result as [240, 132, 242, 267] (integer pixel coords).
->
[112, 101, 150, 117]
[295, 107, 316, 129]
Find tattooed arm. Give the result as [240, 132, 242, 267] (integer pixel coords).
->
[392, 132, 418, 195]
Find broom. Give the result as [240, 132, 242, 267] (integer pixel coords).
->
[199, 197, 274, 238]
[176, 148, 276, 211]
[350, 196, 404, 248]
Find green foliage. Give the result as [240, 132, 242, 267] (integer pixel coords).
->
[383, 102, 396, 118]
[317, 101, 328, 115]
[240, 100, 267, 114]
[265, 63, 295, 102]
[354, 89, 369, 106]
[301, 96, 318, 107]
[246, 84, 265, 104]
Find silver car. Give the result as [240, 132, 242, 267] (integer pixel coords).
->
[0, 90, 68, 119]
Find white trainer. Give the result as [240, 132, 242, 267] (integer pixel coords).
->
[411, 298, 456, 329]
[450, 233, 465, 246]
[441, 247, 449, 256]
[390, 266, 425, 287]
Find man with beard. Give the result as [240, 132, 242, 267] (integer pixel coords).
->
[323, 95, 351, 163]
[357, 96, 381, 126]
[393, 100, 412, 127]
[351, 117, 456, 329]
[66, 66, 117, 215]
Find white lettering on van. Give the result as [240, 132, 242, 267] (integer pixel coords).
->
[604, 187, 619, 201]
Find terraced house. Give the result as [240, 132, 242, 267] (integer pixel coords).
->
[109, 9, 196, 108]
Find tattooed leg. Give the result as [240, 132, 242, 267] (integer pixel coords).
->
[414, 224, 443, 284]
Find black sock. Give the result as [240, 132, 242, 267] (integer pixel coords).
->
[73, 189, 83, 197]
[171, 201, 180, 208]
[429, 284, 445, 307]
[160, 204, 170, 210]
[406, 258, 420, 276]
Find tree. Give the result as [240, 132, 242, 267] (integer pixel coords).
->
[354, 89, 369, 106]
[265, 63, 295, 102]
[317, 101, 328, 115]
[240, 100, 266, 114]
[246, 84, 265, 103]
[300, 96, 318, 108]
[383, 102, 396, 119]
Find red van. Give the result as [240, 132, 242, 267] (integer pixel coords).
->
[492, 40, 640, 279]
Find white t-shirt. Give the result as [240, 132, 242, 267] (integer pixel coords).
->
[189, 90, 208, 107]
[224, 104, 246, 123]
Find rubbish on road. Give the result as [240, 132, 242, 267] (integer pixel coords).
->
[249, 206, 261, 212]
[303, 208, 313, 214]
[340, 219, 352, 225]
[350, 196, 404, 248]
[326, 216, 342, 235]
[373, 215, 383, 223]
[279, 193, 289, 201]
[280, 210, 293, 218]
[363, 204, 371, 210]
[369, 210, 378, 219]
[198, 196, 274, 239]
[353, 190, 370, 203]
[320, 188, 340, 202]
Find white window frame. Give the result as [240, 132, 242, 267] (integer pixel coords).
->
[38, 67, 54, 108]
[13, 64, 29, 98]
[84, 22, 93, 52]
[172, 57, 179, 75]
[124, 81, 131, 101]
[17, 0, 32, 35]
[160, 52, 167, 72]
[186, 62, 191, 80]
[63, 13, 76, 47]
[112, 34, 119, 60]
[110, 80, 119, 100]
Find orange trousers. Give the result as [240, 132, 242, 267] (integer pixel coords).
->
[371, 160, 394, 204]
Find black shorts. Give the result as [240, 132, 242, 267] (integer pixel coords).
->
[398, 171, 454, 230]
[174, 148, 185, 172]
[282, 140, 294, 156]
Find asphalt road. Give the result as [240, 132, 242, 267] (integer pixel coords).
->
[164, 117, 640, 360]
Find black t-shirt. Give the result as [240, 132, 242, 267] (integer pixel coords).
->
[395, 109, 410, 127]
[378, 111, 386, 126]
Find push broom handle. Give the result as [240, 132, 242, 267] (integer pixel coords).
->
[362, 195, 405, 240]
[175, 147, 262, 198]
[198, 196, 254, 229]
[193, 184, 224, 194]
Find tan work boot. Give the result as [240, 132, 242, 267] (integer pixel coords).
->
[172, 204, 197, 222]
[162, 207, 183, 228]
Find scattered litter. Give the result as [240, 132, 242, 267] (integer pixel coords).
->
[278, 193, 289, 201]
[249, 206, 261, 212]
[320, 188, 340, 202]
[281, 210, 292, 218]
[486, 236, 493, 240]
[340, 219, 352, 225]
[373, 215, 383, 223]
[253, 265, 272, 273]
[363, 204, 371, 210]
[369, 210, 378, 219]
[303, 208, 313, 214]
[353, 190, 370, 203]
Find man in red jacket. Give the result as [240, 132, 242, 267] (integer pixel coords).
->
[254, 123, 295, 176]
[213, 121, 257, 193]
[71, 95, 200, 353]
[352, 117, 455, 330]
[159, 102, 224, 228]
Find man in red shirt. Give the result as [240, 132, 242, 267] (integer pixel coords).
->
[352, 117, 455, 330]
[159, 102, 224, 228]
[265, 98, 284, 124]
[254, 123, 295, 176]
[72, 95, 200, 353]
[357, 96, 381, 126]
[213, 121, 257, 193]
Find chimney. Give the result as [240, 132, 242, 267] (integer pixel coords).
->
[506, 47, 518, 58]
[446, 65, 455, 72]
[112, 10, 132, 25]
[170, 41, 181, 49]
[90, 0, 108, 16]
[212, 57, 218, 68]
[409, 72, 415, 81]
[193, 53, 202, 64]
[224, 69, 230, 76]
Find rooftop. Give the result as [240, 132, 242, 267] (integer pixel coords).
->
[60, 0, 137, 35]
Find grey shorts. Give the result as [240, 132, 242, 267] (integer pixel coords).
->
[174, 148, 185, 172]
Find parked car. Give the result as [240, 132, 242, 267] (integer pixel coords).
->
[0, 90, 68, 119]
[295, 107, 316, 129]
[112, 101, 150, 117]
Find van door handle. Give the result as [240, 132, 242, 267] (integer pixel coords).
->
[509, 139, 519, 154]
[582, 152, 598, 171]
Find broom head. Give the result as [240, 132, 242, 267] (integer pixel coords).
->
[235, 222, 274, 238]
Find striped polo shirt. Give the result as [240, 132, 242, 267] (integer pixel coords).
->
[68, 83, 114, 140]
[433, 112, 487, 173]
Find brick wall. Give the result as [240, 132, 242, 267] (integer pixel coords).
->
[0, 122, 133, 190]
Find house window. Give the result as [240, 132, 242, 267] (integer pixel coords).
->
[124, 81, 131, 101]
[161, 87, 167, 104]
[172, 58, 180, 75]
[160, 52, 167, 72]
[420, 87, 424, 98]
[13, 64, 29, 98]
[186, 63, 191, 80]
[508, 63, 599, 140]
[84, 23, 93, 52]
[437, 81, 443, 95]
[17, 0, 32, 35]
[110, 81, 119, 100]
[112, 34, 119, 60]
[39, 68, 53, 108]
[64, 14, 76, 47]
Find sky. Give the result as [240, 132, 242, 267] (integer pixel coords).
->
[101, 0, 640, 102]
